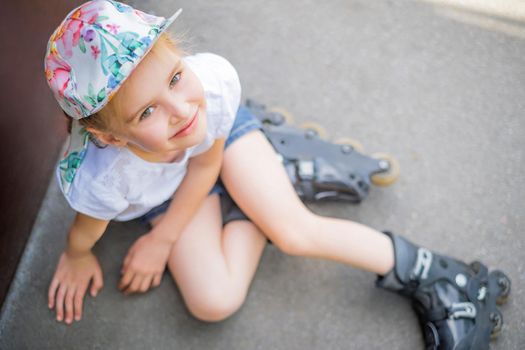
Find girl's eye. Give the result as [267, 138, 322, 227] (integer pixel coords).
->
[170, 72, 181, 88]
[139, 106, 154, 121]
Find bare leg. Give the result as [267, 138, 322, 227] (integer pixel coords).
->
[151, 194, 267, 322]
[221, 131, 395, 275]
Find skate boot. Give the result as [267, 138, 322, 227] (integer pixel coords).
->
[377, 232, 511, 350]
[244, 99, 400, 203]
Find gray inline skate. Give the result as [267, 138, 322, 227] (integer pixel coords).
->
[219, 99, 400, 225]
[378, 232, 511, 350]
[244, 99, 400, 203]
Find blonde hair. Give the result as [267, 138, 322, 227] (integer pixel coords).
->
[68, 32, 186, 137]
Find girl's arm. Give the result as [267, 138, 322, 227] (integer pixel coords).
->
[118, 138, 225, 294]
[48, 213, 109, 324]
[65, 212, 109, 256]
[153, 137, 226, 242]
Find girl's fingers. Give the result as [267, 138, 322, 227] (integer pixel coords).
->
[55, 284, 67, 322]
[91, 268, 104, 297]
[48, 278, 60, 309]
[124, 274, 143, 295]
[118, 270, 135, 291]
[64, 286, 76, 324]
[74, 284, 88, 322]
[152, 273, 162, 288]
[139, 275, 153, 293]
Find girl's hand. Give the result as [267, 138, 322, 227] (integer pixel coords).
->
[48, 251, 104, 324]
[118, 233, 172, 295]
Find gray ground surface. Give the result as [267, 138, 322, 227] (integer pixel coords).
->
[1, 0, 524, 349]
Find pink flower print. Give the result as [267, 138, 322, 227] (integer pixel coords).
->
[70, 3, 102, 25]
[90, 45, 101, 59]
[45, 51, 72, 98]
[134, 10, 160, 25]
[105, 23, 120, 35]
[70, 21, 83, 45]
[53, 2, 108, 58]
[55, 19, 84, 58]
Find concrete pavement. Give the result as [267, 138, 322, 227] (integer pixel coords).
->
[1, 0, 524, 349]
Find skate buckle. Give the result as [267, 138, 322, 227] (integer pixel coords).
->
[412, 248, 433, 280]
[298, 160, 315, 180]
[449, 302, 477, 319]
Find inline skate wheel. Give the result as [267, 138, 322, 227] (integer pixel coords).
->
[300, 121, 329, 140]
[268, 106, 295, 125]
[370, 153, 400, 186]
[489, 310, 503, 340]
[334, 137, 365, 153]
[491, 270, 511, 305]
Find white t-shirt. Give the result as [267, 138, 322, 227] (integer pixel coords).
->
[56, 53, 241, 221]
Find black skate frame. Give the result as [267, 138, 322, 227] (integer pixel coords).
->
[245, 99, 392, 203]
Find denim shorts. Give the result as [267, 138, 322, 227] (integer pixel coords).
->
[138, 105, 262, 226]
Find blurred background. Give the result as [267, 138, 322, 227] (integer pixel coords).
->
[1, 0, 524, 349]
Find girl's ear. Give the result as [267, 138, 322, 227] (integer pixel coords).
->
[86, 127, 128, 147]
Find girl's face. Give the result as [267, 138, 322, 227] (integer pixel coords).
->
[107, 45, 207, 162]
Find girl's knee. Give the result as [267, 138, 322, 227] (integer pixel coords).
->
[185, 288, 246, 323]
[269, 211, 320, 256]
[272, 231, 310, 256]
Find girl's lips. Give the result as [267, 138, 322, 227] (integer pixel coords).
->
[172, 110, 198, 138]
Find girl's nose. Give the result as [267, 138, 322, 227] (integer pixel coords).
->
[165, 95, 192, 122]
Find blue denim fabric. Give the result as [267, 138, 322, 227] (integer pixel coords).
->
[138, 105, 262, 226]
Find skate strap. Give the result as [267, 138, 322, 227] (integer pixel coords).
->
[448, 302, 477, 319]
[415, 301, 477, 322]
[413, 251, 486, 305]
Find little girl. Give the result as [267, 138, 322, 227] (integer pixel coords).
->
[44, 1, 510, 348]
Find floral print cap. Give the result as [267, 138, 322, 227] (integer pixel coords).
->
[45, 0, 181, 120]
[45, 0, 181, 195]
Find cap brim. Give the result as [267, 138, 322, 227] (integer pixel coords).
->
[163, 8, 183, 31]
